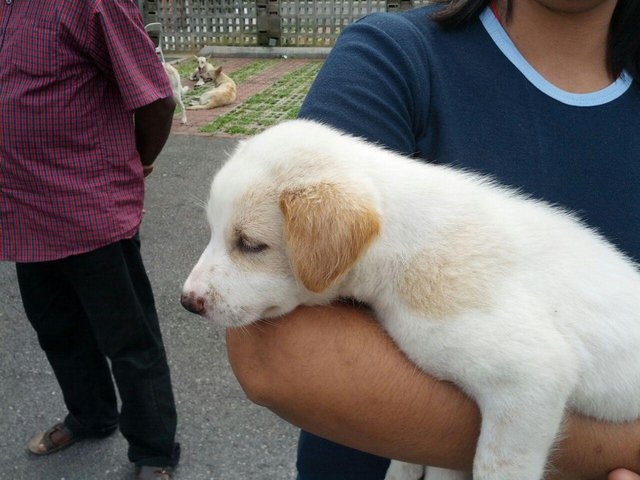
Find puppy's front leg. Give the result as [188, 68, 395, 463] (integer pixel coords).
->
[425, 467, 470, 480]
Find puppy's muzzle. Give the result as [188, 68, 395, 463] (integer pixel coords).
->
[181, 292, 206, 315]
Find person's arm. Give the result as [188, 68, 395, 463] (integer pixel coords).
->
[85, 0, 175, 177]
[609, 471, 640, 480]
[226, 9, 640, 480]
[134, 95, 176, 175]
[226, 304, 640, 479]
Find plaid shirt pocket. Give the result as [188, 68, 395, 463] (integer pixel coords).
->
[10, 20, 59, 79]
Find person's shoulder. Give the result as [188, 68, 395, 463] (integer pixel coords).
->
[56, 0, 102, 22]
[340, 4, 456, 57]
[352, 4, 444, 39]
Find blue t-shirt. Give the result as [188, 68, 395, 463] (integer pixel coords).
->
[300, 5, 640, 262]
[296, 5, 640, 479]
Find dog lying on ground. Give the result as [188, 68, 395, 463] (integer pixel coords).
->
[163, 62, 188, 125]
[181, 119, 640, 480]
[186, 66, 236, 110]
[189, 55, 216, 86]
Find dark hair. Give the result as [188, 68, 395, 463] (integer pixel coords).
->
[430, 0, 640, 81]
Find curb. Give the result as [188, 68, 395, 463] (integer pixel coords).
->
[198, 46, 331, 59]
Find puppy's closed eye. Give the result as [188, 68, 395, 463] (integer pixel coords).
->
[237, 236, 268, 254]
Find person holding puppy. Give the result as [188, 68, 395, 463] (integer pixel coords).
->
[0, 1, 179, 479]
[225, 0, 640, 479]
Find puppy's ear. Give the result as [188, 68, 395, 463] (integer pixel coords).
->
[280, 183, 380, 293]
[214, 66, 223, 75]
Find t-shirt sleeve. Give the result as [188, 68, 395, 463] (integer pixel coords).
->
[298, 12, 431, 157]
[86, 0, 172, 111]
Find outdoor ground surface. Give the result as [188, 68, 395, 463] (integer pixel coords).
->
[170, 56, 324, 137]
[0, 57, 325, 479]
[0, 135, 300, 480]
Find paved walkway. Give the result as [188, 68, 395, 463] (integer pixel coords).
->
[0, 135, 299, 480]
[171, 58, 312, 137]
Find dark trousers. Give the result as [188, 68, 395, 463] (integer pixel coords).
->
[16, 234, 179, 467]
[296, 430, 390, 479]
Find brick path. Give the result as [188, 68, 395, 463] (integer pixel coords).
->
[170, 58, 311, 136]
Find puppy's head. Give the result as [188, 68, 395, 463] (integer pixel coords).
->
[181, 120, 381, 327]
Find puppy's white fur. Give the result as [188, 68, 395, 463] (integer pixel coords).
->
[163, 62, 188, 125]
[183, 119, 640, 480]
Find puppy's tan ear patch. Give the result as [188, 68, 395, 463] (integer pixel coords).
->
[280, 183, 380, 293]
[214, 66, 223, 75]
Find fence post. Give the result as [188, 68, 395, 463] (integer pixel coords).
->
[141, 0, 159, 25]
[257, 0, 281, 46]
[386, 0, 414, 11]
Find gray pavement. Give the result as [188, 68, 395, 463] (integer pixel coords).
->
[0, 135, 299, 480]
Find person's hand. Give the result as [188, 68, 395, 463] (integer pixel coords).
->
[142, 164, 154, 177]
[609, 470, 640, 480]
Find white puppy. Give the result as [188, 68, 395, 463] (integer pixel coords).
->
[182, 119, 640, 480]
[163, 62, 188, 125]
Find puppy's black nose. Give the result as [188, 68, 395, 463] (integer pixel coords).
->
[181, 293, 205, 315]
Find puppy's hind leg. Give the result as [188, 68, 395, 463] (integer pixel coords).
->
[385, 461, 425, 480]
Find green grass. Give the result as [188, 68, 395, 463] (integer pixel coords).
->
[175, 58, 198, 78]
[175, 58, 278, 84]
[199, 61, 323, 136]
[228, 59, 279, 84]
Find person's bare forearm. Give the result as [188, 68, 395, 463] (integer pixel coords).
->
[226, 303, 640, 479]
[134, 95, 175, 167]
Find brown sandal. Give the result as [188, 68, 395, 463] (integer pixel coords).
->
[26, 422, 78, 455]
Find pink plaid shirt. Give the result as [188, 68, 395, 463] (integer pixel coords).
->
[0, 0, 172, 262]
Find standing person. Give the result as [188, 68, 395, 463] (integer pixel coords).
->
[225, 0, 640, 478]
[0, 1, 180, 479]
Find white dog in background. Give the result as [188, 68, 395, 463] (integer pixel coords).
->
[163, 62, 188, 125]
[182, 119, 640, 480]
[189, 55, 216, 86]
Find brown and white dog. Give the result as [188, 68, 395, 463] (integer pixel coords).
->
[182, 119, 640, 480]
[163, 62, 189, 124]
[186, 66, 236, 110]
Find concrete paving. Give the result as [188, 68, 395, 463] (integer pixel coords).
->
[0, 135, 299, 480]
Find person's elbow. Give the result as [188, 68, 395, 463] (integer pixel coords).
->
[226, 323, 283, 407]
[135, 95, 176, 124]
[152, 95, 176, 121]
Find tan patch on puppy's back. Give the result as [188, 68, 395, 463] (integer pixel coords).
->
[397, 223, 511, 319]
